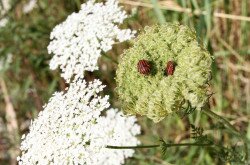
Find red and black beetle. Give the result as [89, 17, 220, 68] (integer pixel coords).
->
[165, 61, 175, 76]
[137, 60, 151, 75]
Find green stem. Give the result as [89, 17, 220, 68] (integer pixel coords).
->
[150, 0, 166, 24]
[101, 52, 118, 64]
[202, 108, 248, 161]
[163, 142, 212, 147]
[106, 144, 159, 149]
[106, 142, 212, 149]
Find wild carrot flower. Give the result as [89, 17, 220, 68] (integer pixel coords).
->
[116, 23, 213, 122]
[48, 0, 135, 82]
[0, 0, 10, 15]
[0, 0, 11, 27]
[0, 18, 8, 28]
[0, 53, 12, 72]
[18, 78, 140, 165]
[22, 0, 37, 14]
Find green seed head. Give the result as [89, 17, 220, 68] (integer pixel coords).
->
[116, 23, 213, 122]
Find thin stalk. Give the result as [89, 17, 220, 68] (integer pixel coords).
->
[162, 142, 212, 147]
[102, 53, 118, 64]
[202, 108, 248, 161]
[150, 0, 166, 24]
[106, 142, 212, 149]
[106, 144, 159, 149]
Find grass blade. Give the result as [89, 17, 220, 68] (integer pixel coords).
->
[150, 0, 166, 24]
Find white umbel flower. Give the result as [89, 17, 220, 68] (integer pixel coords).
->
[90, 108, 141, 165]
[22, 0, 37, 14]
[0, 0, 11, 28]
[0, 17, 8, 28]
[0, 0, 10, 15]
[0, 53, 12, 72]
[18, 78, 140, 165]
[47, 0, 136, 82]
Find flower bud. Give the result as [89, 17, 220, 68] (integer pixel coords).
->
[116, 23, 213, 122]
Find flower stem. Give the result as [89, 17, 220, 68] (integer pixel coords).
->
[106, 142, 212, 149]
[106, 145, 159, 149]
[162, 142, 212, 147]
[101, 51, 118, 64]
[202, 108, 248, 161]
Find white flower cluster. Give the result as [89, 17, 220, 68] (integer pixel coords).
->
[0, 0, 10, 15]
[18, 0, 140, 164]
[22, 0, 37, 14]
[48, 0, 136, 82]
[0, 0, 11, 28]
[0, 18, 8, 28]
[0, 53, 12, 72]
[18, 78, 140, 165]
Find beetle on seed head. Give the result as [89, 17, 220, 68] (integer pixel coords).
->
[137, 60, 151, 75]
[165, 61, 175, 76]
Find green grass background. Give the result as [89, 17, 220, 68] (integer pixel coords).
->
[0, 0, 249, 164]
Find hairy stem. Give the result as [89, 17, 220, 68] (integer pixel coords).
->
[202, 108, 248, 161]
[106, 142, 212, 149]
[106, 145, 159, 149]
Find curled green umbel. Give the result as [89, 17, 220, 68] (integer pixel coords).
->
[116, 23, 213, 122]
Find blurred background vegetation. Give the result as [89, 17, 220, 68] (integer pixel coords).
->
[0, 0, 249, 164]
